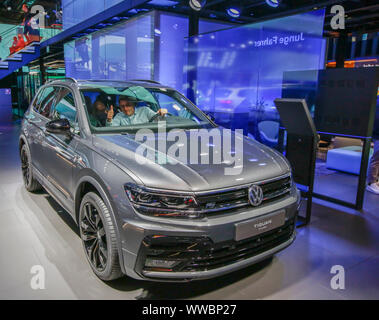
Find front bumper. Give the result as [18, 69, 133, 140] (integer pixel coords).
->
[139, 218, 296, 281]
[119, 188, 300, 281]
[142, 234, 296, 280]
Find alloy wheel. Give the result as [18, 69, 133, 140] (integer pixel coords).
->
[80, 202, 108, 272]
[21, 149, 30, 186]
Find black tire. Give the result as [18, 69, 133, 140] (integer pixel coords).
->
[79, 192, 123, 281]
[20, 144, 42, 192]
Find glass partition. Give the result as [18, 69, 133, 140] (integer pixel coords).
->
[185, 9, 326, 143]
[64, 12, 154, 80]
[64, 11, 230, 87]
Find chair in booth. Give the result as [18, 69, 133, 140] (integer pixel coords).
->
[326, 137, 374, 175]
[257, 120, 280, 147]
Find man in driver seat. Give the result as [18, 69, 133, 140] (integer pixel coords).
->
[106, 95, 167, 126]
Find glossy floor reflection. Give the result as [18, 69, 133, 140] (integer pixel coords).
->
[0, 122, 378, 300]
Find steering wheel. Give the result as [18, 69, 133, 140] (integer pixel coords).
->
[149, 112, 173, 122]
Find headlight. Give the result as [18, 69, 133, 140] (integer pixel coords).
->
[124, 183, 201, 218]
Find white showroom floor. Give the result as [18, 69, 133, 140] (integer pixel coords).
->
[0, 122, 379, 299]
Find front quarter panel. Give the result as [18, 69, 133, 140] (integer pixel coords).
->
[72, 137, 146, 273]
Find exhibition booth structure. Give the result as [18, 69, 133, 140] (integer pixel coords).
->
[280, 67, 378, 221]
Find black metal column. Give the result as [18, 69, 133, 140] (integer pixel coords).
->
[356, 137, 372, 210]
[153, 11, 161, 82]
[39, 57, 46, 84]
[335, 31, 348, 68]
[186, 12, 199, 103]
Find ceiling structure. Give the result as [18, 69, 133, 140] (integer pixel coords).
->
[3, 0, 378, 73]
[142, 0, 379, 35]
[1, 1, 378, 34]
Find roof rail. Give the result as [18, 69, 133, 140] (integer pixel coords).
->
[80, 79, 161, 84]
[130, 79, 161, 84]
[46, 77, 78, 84]
[44, 78, 162, 85]
[82, 79, 127, 83]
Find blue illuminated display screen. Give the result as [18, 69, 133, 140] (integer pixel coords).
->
[62, 0, 125, 29]
[186, 9, 326, 144]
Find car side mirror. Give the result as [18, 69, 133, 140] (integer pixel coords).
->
[46, 118, 71, 135]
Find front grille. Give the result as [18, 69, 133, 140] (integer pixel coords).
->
[140, 218, 295, 274]
[195, 175, 292, 213]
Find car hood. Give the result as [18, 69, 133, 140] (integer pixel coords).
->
[93, 129, 290, 192]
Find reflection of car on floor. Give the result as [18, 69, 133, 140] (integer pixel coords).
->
[19, 78, 299, 281]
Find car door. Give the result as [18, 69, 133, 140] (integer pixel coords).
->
[26, 85, 60, 177]
[42, 86, 79, 202]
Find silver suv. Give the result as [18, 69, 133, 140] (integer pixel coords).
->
[19, 78, 300, 281]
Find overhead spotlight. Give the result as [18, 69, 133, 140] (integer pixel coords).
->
[227, 7, 241, 18]
[266, 0, 280, 8]
[189, 0, 206, 11]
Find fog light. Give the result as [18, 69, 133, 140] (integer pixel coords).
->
[145, 258, 179, 269]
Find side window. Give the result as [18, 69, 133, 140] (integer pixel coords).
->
[51, 88, 77, 126]
[32, 89, 45, 112]
[39, 86, 59, 118]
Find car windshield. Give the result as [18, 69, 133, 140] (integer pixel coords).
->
[80, 84, 214, 133]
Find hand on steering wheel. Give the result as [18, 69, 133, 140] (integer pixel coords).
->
[149, 111, 173, 122]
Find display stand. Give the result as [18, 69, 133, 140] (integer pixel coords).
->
[278, 67, 378, 218]
[310, 132, 372, 210]
[274, 98, 318, 227]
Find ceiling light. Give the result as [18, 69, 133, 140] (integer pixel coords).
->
[266, 0, 280, 8]
[189, 0, 206, 11]
[227, 7, 241, 18]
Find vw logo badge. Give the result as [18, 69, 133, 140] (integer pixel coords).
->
[248, 185, 264, 207]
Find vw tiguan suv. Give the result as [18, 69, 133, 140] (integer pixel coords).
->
[20, 78, 300, 281]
